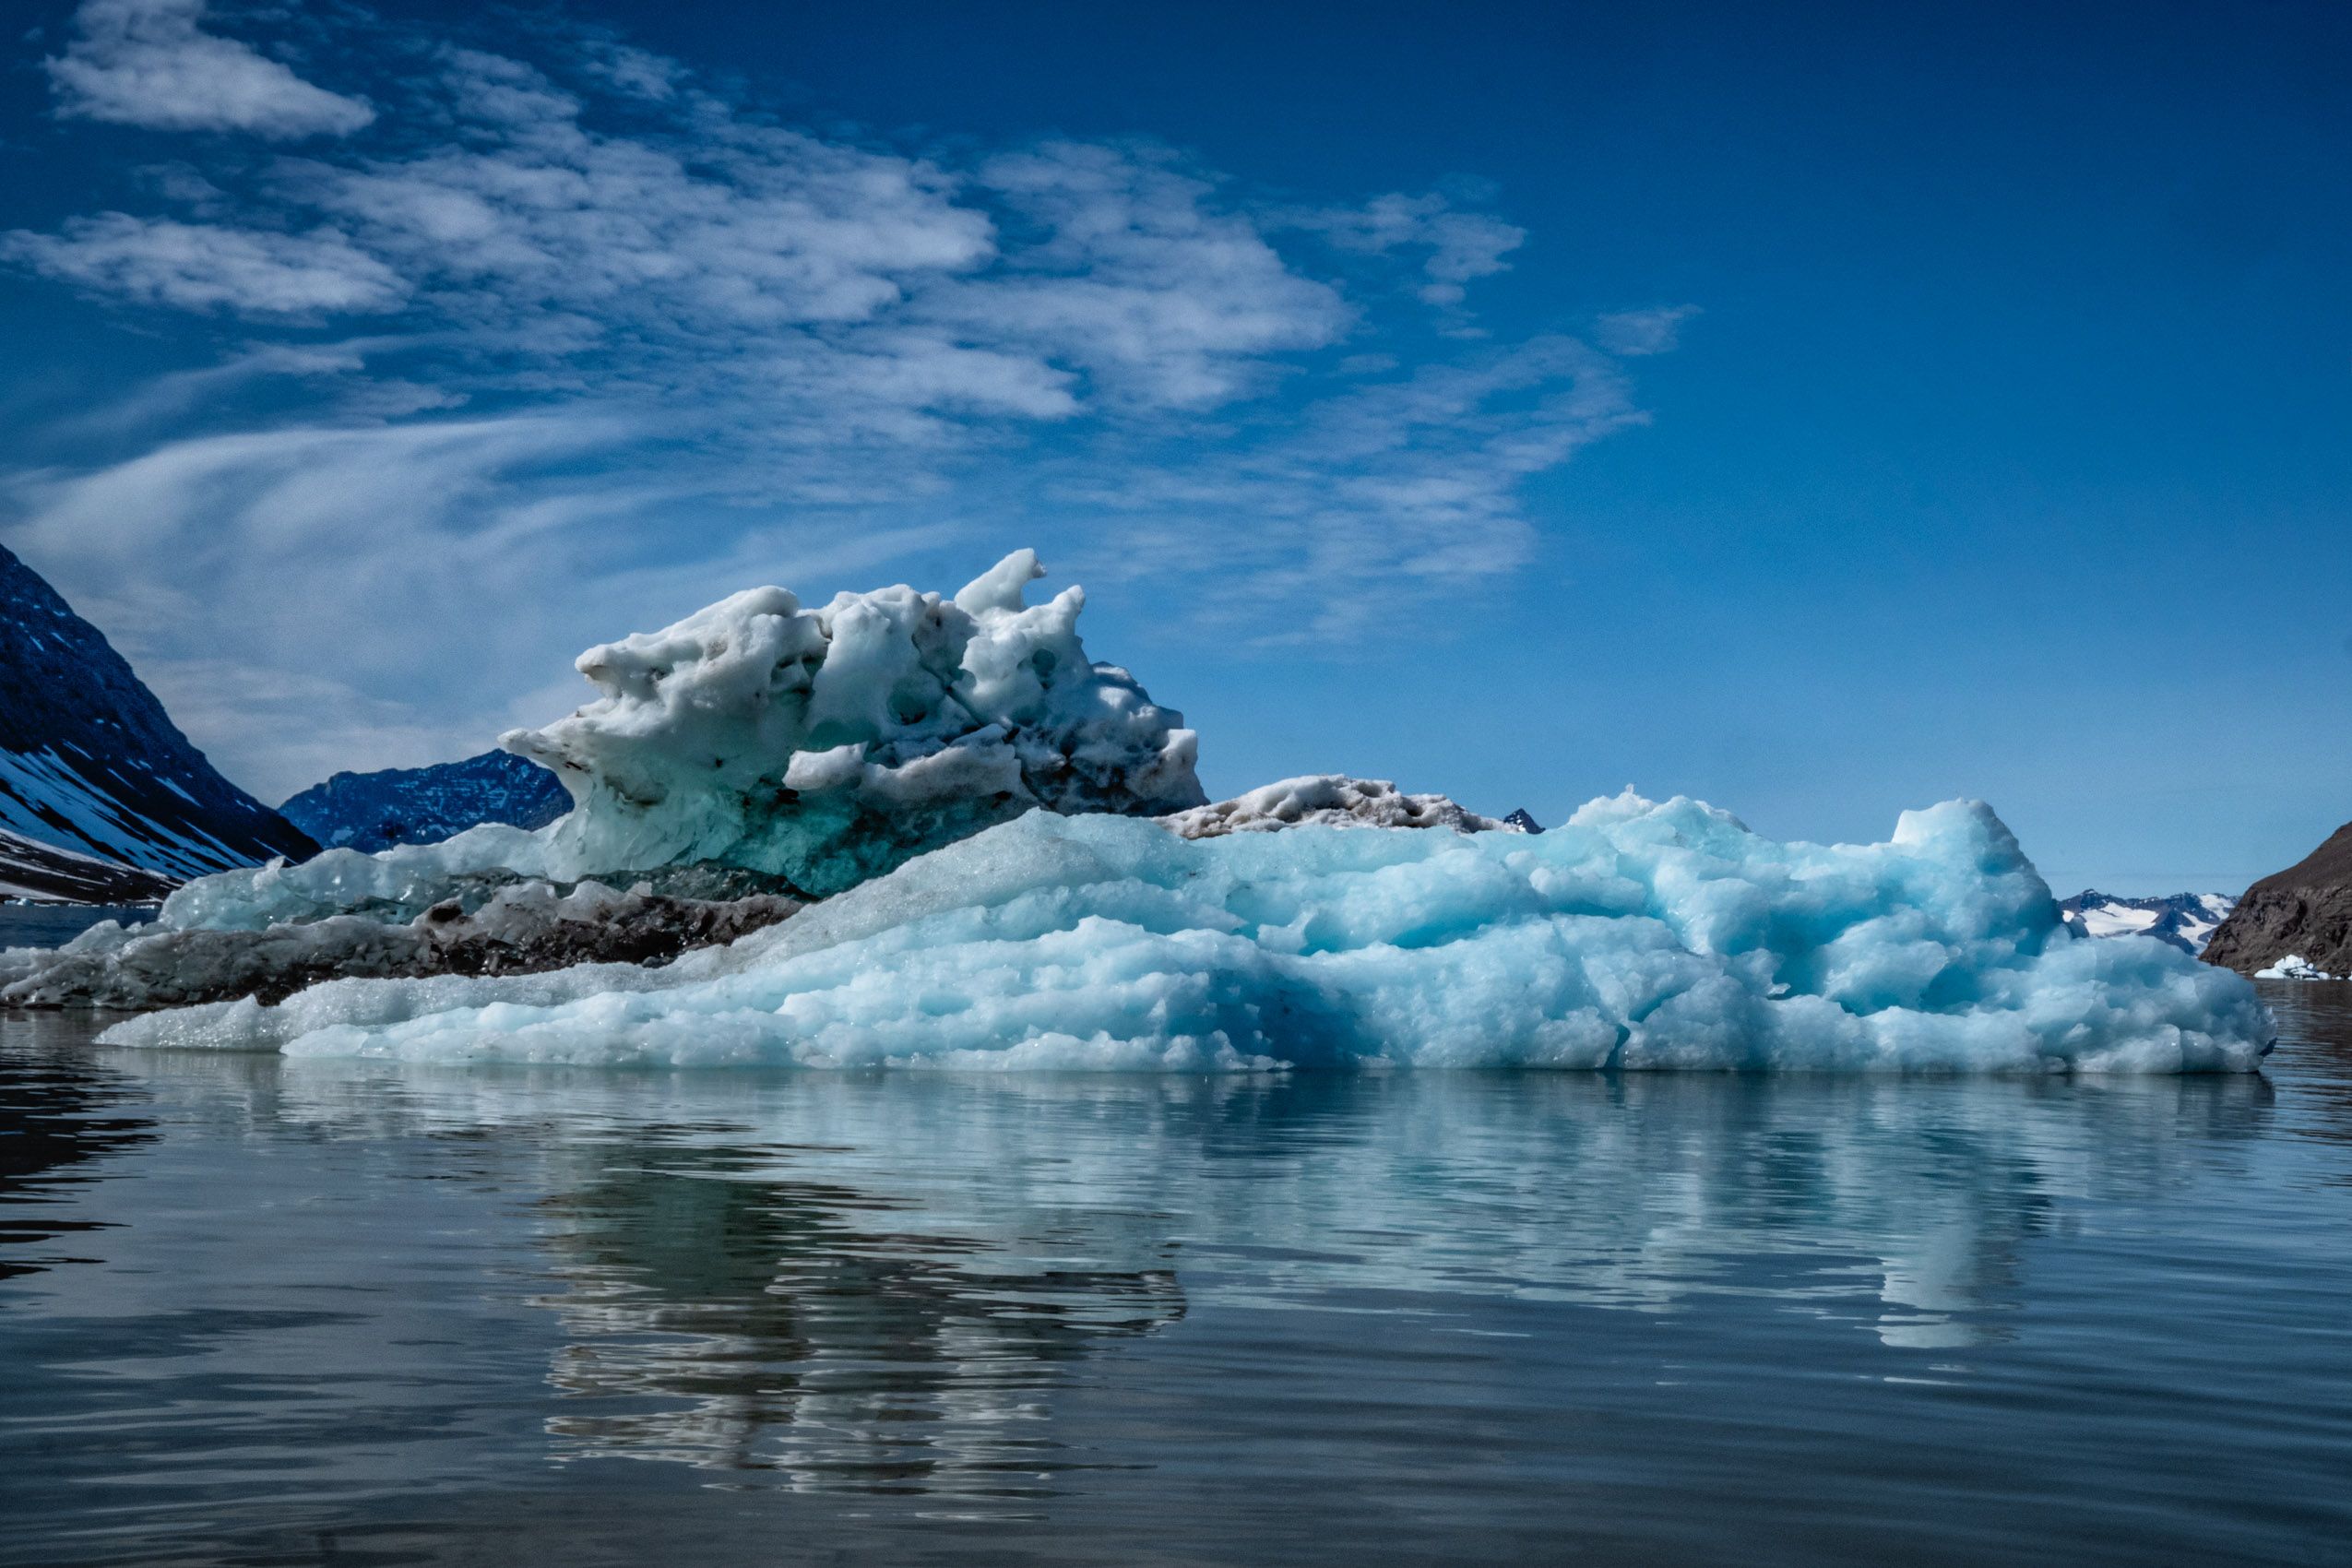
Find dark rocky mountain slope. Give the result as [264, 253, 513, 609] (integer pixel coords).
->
[2202, 822, 2352, 979]
[0, 831, 177, 905]
[0, 543, 315, 903]
[279, 750, 572, 853]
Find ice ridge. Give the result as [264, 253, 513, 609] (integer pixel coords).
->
[101, 791, 2274, 1074]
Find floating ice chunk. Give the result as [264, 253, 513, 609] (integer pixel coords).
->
[2253, 954, 2340, 980]
[505, 548, 1204, 896]
[24, 551, 1203, 966]
[1159, 776, 1506, 837]
[103, 792, 2274, 1074]
[154, 825, 559, 932]
[6, 552, 1199, 1009]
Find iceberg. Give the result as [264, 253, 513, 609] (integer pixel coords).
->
[505, 546, 1204, 894]
[4, 550, 1201, 1006]
[2253, 954, 2341, 980]
[13, 548, 2273, 1070]
[91, 547, 1199, 930]
[102, 790, 2274, 1074]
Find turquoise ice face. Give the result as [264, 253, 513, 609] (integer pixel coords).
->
[107, 795, 2271, 1075]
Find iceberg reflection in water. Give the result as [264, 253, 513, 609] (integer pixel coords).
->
[529, 1143, 1185, 1490]
[4, 1003, 2347, 1566]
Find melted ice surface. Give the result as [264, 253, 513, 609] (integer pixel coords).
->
[104, 791, 2272, 1074]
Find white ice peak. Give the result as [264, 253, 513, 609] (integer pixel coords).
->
[502, 550, 1205, 894]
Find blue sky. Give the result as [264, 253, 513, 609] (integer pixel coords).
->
[1, 0, 2346, 893]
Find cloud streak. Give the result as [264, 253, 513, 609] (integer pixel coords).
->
[1281, 191, 1527, 308]
[1060, 336, 1644, 639]
[2, 0, 1691, 795]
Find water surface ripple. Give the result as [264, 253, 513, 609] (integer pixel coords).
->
[4, 987, 2350, 1565]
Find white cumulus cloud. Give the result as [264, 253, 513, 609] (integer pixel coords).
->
[1, 213, 409, 315]
[46, 0, 375, 138]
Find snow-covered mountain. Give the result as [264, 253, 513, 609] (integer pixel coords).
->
[0, 542, 315, 903]
[279, 750, 572, 853]
[2058, 890, 2236, 955]
[0, 831, 176, 905]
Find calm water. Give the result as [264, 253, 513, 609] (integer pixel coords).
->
[4, 988, 2351, 1567]
[0, 905, 155, 949]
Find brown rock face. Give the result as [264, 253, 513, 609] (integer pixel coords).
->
[2201, 822, 2352, 978]
[0, 881, 802, 1011]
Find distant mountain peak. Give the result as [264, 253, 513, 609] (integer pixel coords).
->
[279, 749, 571, 854]
[0, 543, 314, 903]
[1503, 808, 1543, 834]
[2057, 889, 2235, 956]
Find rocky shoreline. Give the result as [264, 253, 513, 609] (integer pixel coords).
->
[2203, 822, 2352, 980]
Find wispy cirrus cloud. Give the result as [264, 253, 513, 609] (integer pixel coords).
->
[1597, 304, 1703, 357]
[951, 143, 1349, 408]
[1279, 191, 1527, 309]
[1061, 335, 1645, 638]
[1, 0, 1693, 793]
[3, 411, 961, 797]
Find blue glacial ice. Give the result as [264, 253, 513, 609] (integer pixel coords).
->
[3, 550, 1202, 1005]
[22, 549, 2270, 1070]
[101, 788, 2274, 1073]
[133, 547, 1205, 937]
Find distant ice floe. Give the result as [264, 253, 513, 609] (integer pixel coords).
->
[1160, 775, 1510, 837]
[2253, 955, 2342, 981]
[103, 790, 2273, 1074]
